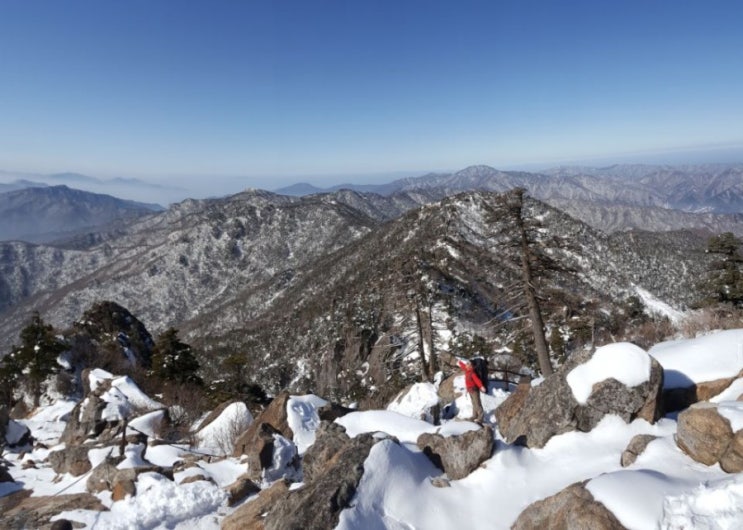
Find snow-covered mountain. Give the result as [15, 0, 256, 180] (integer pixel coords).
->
[0, 188, 714, 402]
[0, 185, 163, 243]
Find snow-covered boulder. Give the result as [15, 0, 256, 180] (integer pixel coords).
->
[61, 368, 163, 446]
[194, 401, 253, 456]
[388, 382, 440, 424]
[416, 423, 493, 480]
[676, 401, 743, 472]
[4, 418, 32, 448]
[650, 329, 743, 411]
[512, 481, 625, 530]
[496, 343, 663, 448]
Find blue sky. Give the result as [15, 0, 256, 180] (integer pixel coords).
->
[1, 0, 742, 191]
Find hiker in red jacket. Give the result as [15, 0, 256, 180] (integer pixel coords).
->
[458, 358, 486, 423]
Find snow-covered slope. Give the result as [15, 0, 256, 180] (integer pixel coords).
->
[3, 329, 743, 528]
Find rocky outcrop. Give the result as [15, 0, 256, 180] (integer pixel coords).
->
[234, 392, 293, 456]
[221, 479, 290, 530]
[496, 346, 663, 448]
[0, 458, 13, 483]
[301, 421, 351, 484]
[620, 434, 658, 467]
[676, 402, 743, 472]
[0, 491, 106, 529]
[262, 427, 377, 530]
[417, 426, 493, 480]
[0, 405, 8, 443]
[225, 474, 261, 506]
[512, 481, 627, 530]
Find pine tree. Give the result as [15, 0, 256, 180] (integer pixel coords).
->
[701, 232, 743, 307]
[488, 189, 561, 376]
[4, 311, 66, 407]
[151, 328, 202, 385]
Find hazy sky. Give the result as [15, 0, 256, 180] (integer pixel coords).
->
[1, 0, 742, 191]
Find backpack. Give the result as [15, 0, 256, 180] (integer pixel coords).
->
[471, 356, 488, 389]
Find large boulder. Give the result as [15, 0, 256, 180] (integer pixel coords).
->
[301, 421, 352, 484]
[262, 427, 378, 530]
[48, 445, 93, 477]
[676, 401, 743, 472]
[496, 344, 663, 448]
[416, 426, 493, 480]
[233, 392, 293, 457]
[512, 481, 626, 530]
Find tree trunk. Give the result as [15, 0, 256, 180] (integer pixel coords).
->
[426, 300, 439, 375]
[513, 190, 553, 377]
[415, 300, 431, 381]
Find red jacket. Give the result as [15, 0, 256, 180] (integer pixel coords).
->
[458, 360, 484, 391]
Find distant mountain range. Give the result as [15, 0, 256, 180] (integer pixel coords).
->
[0, 185, 163, 243]
[277, 163, 743, 215]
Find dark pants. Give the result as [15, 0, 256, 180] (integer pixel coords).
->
[468, 389, 483, 422]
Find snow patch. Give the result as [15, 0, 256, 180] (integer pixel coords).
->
[649, 329, 743, 389]
[286, 394, 328, 454]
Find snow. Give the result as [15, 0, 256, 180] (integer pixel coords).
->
[387, 382, 440, 422]
[660, 473, 743, 529]
[649, 329, 743, 388]
[4, 419, 29, 446]
[566, 342, 651, 404]
[286, 394, 328, 454]
[635, 285, 685, 324]
[195, 401, 253, 455]
[54, 472, 227, 530]
[7, 329, 743, 529]
[88, 369, 164, 418]
[717, 401, 743, 432]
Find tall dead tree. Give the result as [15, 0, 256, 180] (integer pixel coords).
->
[491, 189, 554, 376]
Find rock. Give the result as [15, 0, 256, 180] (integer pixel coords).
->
[316, 402, 354, 422]
[225, 474, 261, 506]
[48, 445, 93, 477]
[417, 426, 493, 480]
[196, 400, 244, 431]
[513, 481, 626, 530]
[662, 372, 743, 413]
[720, 430, 743, 473]
[179, 473, 214, 485]
[676, 403, 734, 466]
[437, 374, 463, 404]
[496, 346, 663, 448]
[221, 479, 290, 530]
[51, 519, 74, 530]
[4, 419, 33, 448]
[111, 477, 136, 502]
[87, 456, 124, 493]
[621, 434, 658, 467]
[0, 458, 13, 483]
[0, 492, 106, 529]
[301, 421, 350, 484]
[430, 477, 451, 488]
[0, 405, 8, 443]
[263, 433, 377, 530]
[234, 422, 282, 480]
[233, 392, 294, 477]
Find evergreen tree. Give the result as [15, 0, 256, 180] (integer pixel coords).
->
[2, 312, 66, 407]
[488, 189, 563, 376]
[700, 232, 743, 307]
[151, 328, 202, 385]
